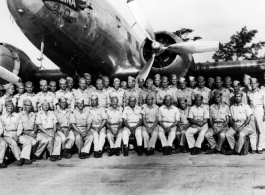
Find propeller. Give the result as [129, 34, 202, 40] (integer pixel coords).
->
[127, 0, 221, 80]
[0, 66, 21, 85]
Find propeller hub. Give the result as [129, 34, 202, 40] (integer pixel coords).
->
[151, 41, 163, 53]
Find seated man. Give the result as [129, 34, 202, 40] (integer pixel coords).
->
[20, 99, 49, 161]
[158, 95, 180, 155]
[175, 98, 190, 153]
[205, 90, 230, 154]
[0, 136, 7, 168]
[186, 94, 209, 155]
[226, 91, 253, 155]
[36, 101, 62, 162]
[87, 95, 107, 158]
[122, 96, 143, 156]
[141, 94, 159, 156]
[55, 97, 75, 159]
[106, 97, 123, 156]
[70, 99, 93, 159]
[0, 100, 32, 166]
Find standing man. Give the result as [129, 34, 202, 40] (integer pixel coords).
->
[247, 78, 265, 154]
[18, 81, 37, 112]
[139, 78, 156, 106]
[224, 76, 234, 93]
[49, 81, 57, 95]
[207, 77, 215, 90]
[141, 94, 159, 156]
[153, 74, 161, 92]
[20, 99, 49, 161]
[0, 83, 16, 115]
[189, 76, 197, 89]
[91, 79, 109, 108]
[137, 78, 145, 90]
[175, 98, 190, 153]
[205, 91, 230, 154]
[226, 91, 253, 155]
[158, 95, 180, 155]
[106, 97, 123, 156]
[186, 94, 209, 155]
[55, 97, 75, 159]
[169, 74, 178, 89]
[210, 76, 231, 106]
[66, 77, 76, 95]
[56, 78, 75, 111]
[70, 99, 92, 159]
[87, 95, 107, 158]
[121, 81, 127, 90]
[74, 77, 91, 107]
[36, 101, 62, 162]
[124, 76, 141, 106]
[156, 76, 175, 106]
[109, 78, 125, 108]
[102, 76, 114, 93]
[122, 96, 143, 156]
[175, 77, 193, 107]
[192, 76, 211, 106]
[241, 74, 252, 94]
[0, 100, 32, 166]
[230, 81, 248, 105]
[84, 73, 96, 92]
[35, 80, 57, 111]
[14, 83, 24, 110]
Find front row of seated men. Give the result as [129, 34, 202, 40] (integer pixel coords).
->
[0, 87, 252, 168]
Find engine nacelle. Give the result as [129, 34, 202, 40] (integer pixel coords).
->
[140, 31, 194, 77]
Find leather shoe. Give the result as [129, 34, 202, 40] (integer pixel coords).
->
[79, 153, 85, 159]
[174, 147, 183, 154]
[225, 150, 237, 155]
[115, 148, 121, 156]
[146, 150, 150, 156]
[23, 159, 32, 165]
[123, 146, 129, 156]
[150, 149, 154, 155]
[258, 150, 263, 154]
[16, 159, 24, 166]
[250, 150, 257, 154]
[108, 149, 115, 157]
[205, 148, 217, 154]
[168, 147, 172, 155]
[0, 163, 7, 168]
[163, 147, 168, 155]
[196, 148, 201, 155]
[137, 146, 143, 156]
[191, 147, 196, 155]
[50, 156, 57, 162]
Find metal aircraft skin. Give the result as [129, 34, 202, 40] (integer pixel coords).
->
[6, 0, 196, 82]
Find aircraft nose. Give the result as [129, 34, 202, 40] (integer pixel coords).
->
[7, 0, 43, 18]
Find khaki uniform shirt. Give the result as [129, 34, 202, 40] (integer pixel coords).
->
[247, 89, 265, 108]
[54, 108, 71, 129]
[158, 105, 180, 123]
[179, 107, 190, 126]
[0, 95, 17, 115]
[20, 111, 36, 131]
[35, 91, 57, 109]
[188, 105, 209, 128]
[156, 87, 175, 104]
[169, 84, 178, 90]
[0, 113, 23, 137]
[175, 88, 193, 106]
[14, 93, 22, 107]
[109, 88, 125, 107]
[230, 103, 252, 127]
[122, 105, 142, 125]
[86, 85, 96, 93]
[106, 107, 123, 132]
[211, 88, 231, 105]
[56, 90, 75, 110]
[210, 103, 231, 128]
[124, 88, 141, 106]
[18, 93, 37, 111]
[70, 108, 90, 132]
[91, 90, 109, 108]
[230, 91, 248, 105]
[192, 87, 211, 105]
[36, 111, 58, 130]
[141, 104, 159, 124]
[74, 88, 91, 106]
[88, 106, 107, 128]
[139, 89, 157, 105]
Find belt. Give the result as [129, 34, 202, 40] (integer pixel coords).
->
[5, 130, 17, 132]
[251, 106, 263, 109]
[147, 121, 155, 124]
[25, 129, 34, 132]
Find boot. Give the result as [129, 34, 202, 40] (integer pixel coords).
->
[137, 146, 143, 156]
[123, 145, 129, 156]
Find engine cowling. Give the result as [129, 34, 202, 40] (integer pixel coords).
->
[140, 31, 194, 77]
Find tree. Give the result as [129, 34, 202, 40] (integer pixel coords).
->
[212, 26, 265, 62]
[173, 28, 202, 42]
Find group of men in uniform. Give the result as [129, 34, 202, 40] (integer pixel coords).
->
[0, 72, 264, 169]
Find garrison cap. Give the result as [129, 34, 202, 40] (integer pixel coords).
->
[208, 77, 214, 83]
[189, 76, 195, 82]
[114, 78, 120, 83]
[215, 76, 222, 82]
[16, 82, 24, 88]
[179, 77, 186, 83]
[59, 78, 66, 84]
[161, 76, 168, 82]
[91, 95, 98, 100]
[128, 76, 135, 82]
[225, 76, 232, 82]
[66, 77, 74, 83]
[5, 99, 14, 106]
[197, 76, 204, 82]
[138, 77, 144, 82]
[145, 94, 153, 99]
[146, 78, 153, 84]
[41, 100, 50, 106]
[79, 77, 86, 83]
[121, 81, 127, 85]
[244, 74, 251, 79]
[25, 81, 33, 87]
[49, 81, 56, 86]
[213, 90, 222, 97]
[23, 98, 32, 105]
[129, 95, 137, 101]
[171, 74, 178, 79]
[233, 80, 240, 86]
[195, 94, 203, 100]
[3, 83, 14, 90]
[40, 79, 47, 85]
[154, 74, 161, 79]
[250, 78, 258, 83]
[102, 76, 110, 81]
[59, 96, 67, 102]
[111, 96, 118, 102]
[234, 90, 243, 96]
[76, 98, 84, 104]
[178, 97, 187, 103]
[84, 73, 91, 78]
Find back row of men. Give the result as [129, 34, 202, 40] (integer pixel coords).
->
[0, 73, 264, 169]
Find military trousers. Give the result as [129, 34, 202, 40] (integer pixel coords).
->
[57, 130, 75, 150]
[0, 137, 7, 163]
[73, 130, 96, 154]
[123, 126, 142, 147]
[158, 122, 177, 147]
[185, 125, 208, 148]
[205, 127, 227, 151]
[176, 125, 188, 147]
[106, 128, 123, 149]
[4, 135, 32, 160]
[41, 130, 62, 156]
[142, 123, 159, 149]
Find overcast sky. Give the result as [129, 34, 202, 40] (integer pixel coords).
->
[0, 0, 265, 69]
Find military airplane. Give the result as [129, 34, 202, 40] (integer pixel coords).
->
[1, 0, 265, 85]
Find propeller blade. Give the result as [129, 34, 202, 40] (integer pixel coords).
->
[0, 66, 21, 84]
[127, 0, 155, 41]
[165, 41, 221, 54]
[137, 54, 156, 81]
